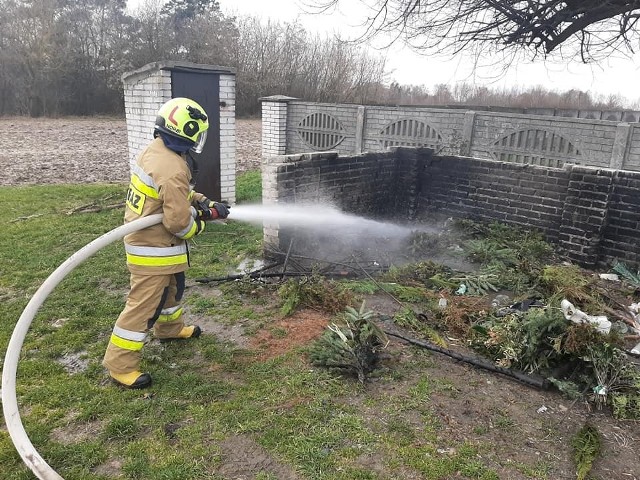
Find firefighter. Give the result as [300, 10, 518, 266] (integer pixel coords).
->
[103, 97, 230, 388]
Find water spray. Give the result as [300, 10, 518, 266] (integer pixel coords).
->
[229, 203, 420, 238]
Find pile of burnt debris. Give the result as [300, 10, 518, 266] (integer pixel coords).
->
[196, 219, 640, 419]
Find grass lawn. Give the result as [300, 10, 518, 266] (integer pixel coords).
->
[0, 175, 624, 480]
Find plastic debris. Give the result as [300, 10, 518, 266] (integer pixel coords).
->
[612, 321, 629, 334]
[455, 283, 467, 295]
[536, 405, 548, 414]
[593, 385, 607, 396]
[495, 297, 544, 317]
[624, 303, 640, 333]
[631, 342, 640, 355]
[438, 297, 448, 309]
[560, 299, 611, 334]
[598, 273, 620, 281]
[629, 305, 640, 320]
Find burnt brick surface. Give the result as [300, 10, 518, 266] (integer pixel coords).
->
[267, 147, 640, 269]
[419, 154, 568, 245]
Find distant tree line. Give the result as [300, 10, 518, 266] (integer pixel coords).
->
[0, 0, 387, 116]
[383, 82, 629, 111]
[0, 0, 633, 117]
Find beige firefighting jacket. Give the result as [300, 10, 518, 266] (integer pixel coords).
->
[123, 137, 207, 275]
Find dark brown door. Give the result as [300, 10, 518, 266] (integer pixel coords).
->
[171, 70, 221, 200]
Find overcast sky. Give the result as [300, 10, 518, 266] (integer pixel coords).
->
[130, 0, 640, 105]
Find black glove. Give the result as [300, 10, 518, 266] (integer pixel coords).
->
[196, 199, 230, 220]
[212, 202, 230, 219]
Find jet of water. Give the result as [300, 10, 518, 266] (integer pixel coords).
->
[226, 203, 469, 272]
[229, 203, 420, 238]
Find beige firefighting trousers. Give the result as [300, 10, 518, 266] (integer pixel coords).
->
[103, 272, 186, 374]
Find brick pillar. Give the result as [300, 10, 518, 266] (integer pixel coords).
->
[123, 69, 172, 171]
[219, 73, 236, 204]
[355, 106, 366, 154]
[260, 95, 296, 158]
[261, 156, 283, 254]
[260, 96, 297, 255]
[557, 165, 615, 267]
[261, 154, 299, 257]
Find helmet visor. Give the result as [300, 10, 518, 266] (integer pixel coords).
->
[191, 130, 208, 154]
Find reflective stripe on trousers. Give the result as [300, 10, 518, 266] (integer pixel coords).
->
[110, 325, 148, 351]
[102, 272, 186, 374]
[157, 305, 184, 323]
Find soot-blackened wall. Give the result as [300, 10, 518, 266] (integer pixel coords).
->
[263, 148, 640, 269]
[419, 154, 569, 242]
[262, 149, 418, 215]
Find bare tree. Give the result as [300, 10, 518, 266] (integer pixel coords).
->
[127, 0, 174, 68]
[305, 1, 640, 62]
[2, 0, 633, 117]
[228, 16, 388, 114]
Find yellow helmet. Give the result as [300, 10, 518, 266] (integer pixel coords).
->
[155, 97, 209, 153]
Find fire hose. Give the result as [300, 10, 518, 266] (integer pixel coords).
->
[1, 214, 163, 480]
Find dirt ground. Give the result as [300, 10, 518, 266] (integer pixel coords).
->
[2, 116, 639, 479]
[0, 116, 262, 186]
[242, 300, 640, 480]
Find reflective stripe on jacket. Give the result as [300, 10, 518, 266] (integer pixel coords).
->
[124, 244, 189, 268]
[123, 137, 204, 275]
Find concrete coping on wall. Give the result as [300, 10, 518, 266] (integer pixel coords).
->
[265, 151, 339, 164]
[265, 147, 629, 183]
[122, 60, 236, 83]
[267, 147, 632, 174]
[388, 146, 435, 155]
[461, 108, 631, 127]
[564, 163, 619, 175]
[259, 95, 298, 103]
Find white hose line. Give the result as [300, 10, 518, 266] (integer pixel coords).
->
[1, 214, 163, 480]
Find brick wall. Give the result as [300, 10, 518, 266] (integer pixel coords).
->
[263, 147, 640, 269]
[557, 167, 615, 265]
[123, 63, 236, 203]
[601, 170, 640, 267]
[261, 150, 411, 251]
[123, 69, 172, 171]
[219, 73, 236, 203]
[419, 155, 569, 243]
[422, 158, 640, 269]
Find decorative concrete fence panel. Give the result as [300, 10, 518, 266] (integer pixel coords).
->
[262, 97, 640, 172]
[287, 102, 360, 154]
[470, 112, 619, 169]
[363, 106, 467, 155]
